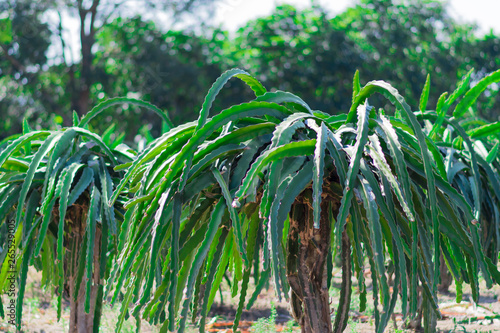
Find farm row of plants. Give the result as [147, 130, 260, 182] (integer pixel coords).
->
[1, 68, 500, 333]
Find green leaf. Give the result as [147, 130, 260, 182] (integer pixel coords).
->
[233, 211, 260, 332]
[325, 132, 348, 184]
[178, 101, 291, 190]
[33, 197, 55, 257]
[467, 122, 500, 139]
[79, 97, 173, 130]
[359, 159, 408, 317]
[235, 73, 267, 97]
[235, 140, 316, 203]
[178, 200, 226, 333]
[167, 194, 181, 331]
[0, 131, 54, 158]
[196, 68, 266, 131]
[22, 191, 41, 245]
[15, 238, 33, 331]
[361, 81, 440, 296]
[198, 227, 228, 333]
[426, 137, 447, 180]
[108, 220, 152, 306]
[255, 91, 312, 114]
[267, 159, 314, 297]
[16, 132, 62, 228]
[454, 68, 500, 118]
[445, 69, 473, 109]
[212, 168, 247, 265]
[132, 210, 168, 315]
[333, 227, 353, 333]
[428, 92, 448, 138]
[336, 102, 370, 246]
[312, 122, 327, 229]
[40, 128, 77, 207]
[188, 122, 275, 181]
[359, 179, 390, 310]
[98, 158, 116, 234]
[206, 231, 233, 313]
[113, 102, 289, 233]
[352, 70, 361, 103]
[419, 74, 431, 112]
[85, 185, 100, 312]
[74, 233, 88, 302]
[56, 163, 84, 264]
[0, 157, 29, 173]
[376, 115, 414, 218]
[367, 134, 414, 221]
[102, 123, 116, 145]
[68, 167, 94, 206]
[73, 111, 79, 126]
[109, 122, 195, 205]
[116, 276, 137, 332]
[22, 118, 31, 154]
[40, 235, 54, 288]
[188, 144, 245, 182]
[0, 221, 22, 294]
[0, 18, 12, 43]
[486, 141, 500, 163]
[72, 127, 118, 165]
[270, 113, 309, 147]
[420, 112, 482, 221]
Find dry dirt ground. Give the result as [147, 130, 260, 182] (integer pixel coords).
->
[2, 268, 500, 332]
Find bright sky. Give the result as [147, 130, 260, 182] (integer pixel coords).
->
[213, 0, 500, 35]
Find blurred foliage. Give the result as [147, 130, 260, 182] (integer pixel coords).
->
[1, 0, 500, 144]
[0, 0, 54, 136]
[0, 0, 52, 77]
[93, 17, 223, 136]
[224, 4, 365, 113]
[224, 1, 500, 117]
[334, 0, 500, 113]
[0, 0, 222, 141]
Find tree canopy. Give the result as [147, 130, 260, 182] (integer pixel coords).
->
[0, 0, 221, 138]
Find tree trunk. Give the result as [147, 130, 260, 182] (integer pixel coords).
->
[77, 32, 92, 117]
[68, 223, 102, 333]
[287, 196, 334, 333]
[70, 0, 99, 118]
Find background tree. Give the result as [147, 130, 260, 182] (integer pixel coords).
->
[207, 3, 382, 117]
[224, 1, 500, 119]
[334, 0, 497, 110]
[0, 0, 53, 136]
[2, 1, 500, 146]
[0, 0, 221, 138]
[92, 17, 223, 135]
[223, 5, 365, 113]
